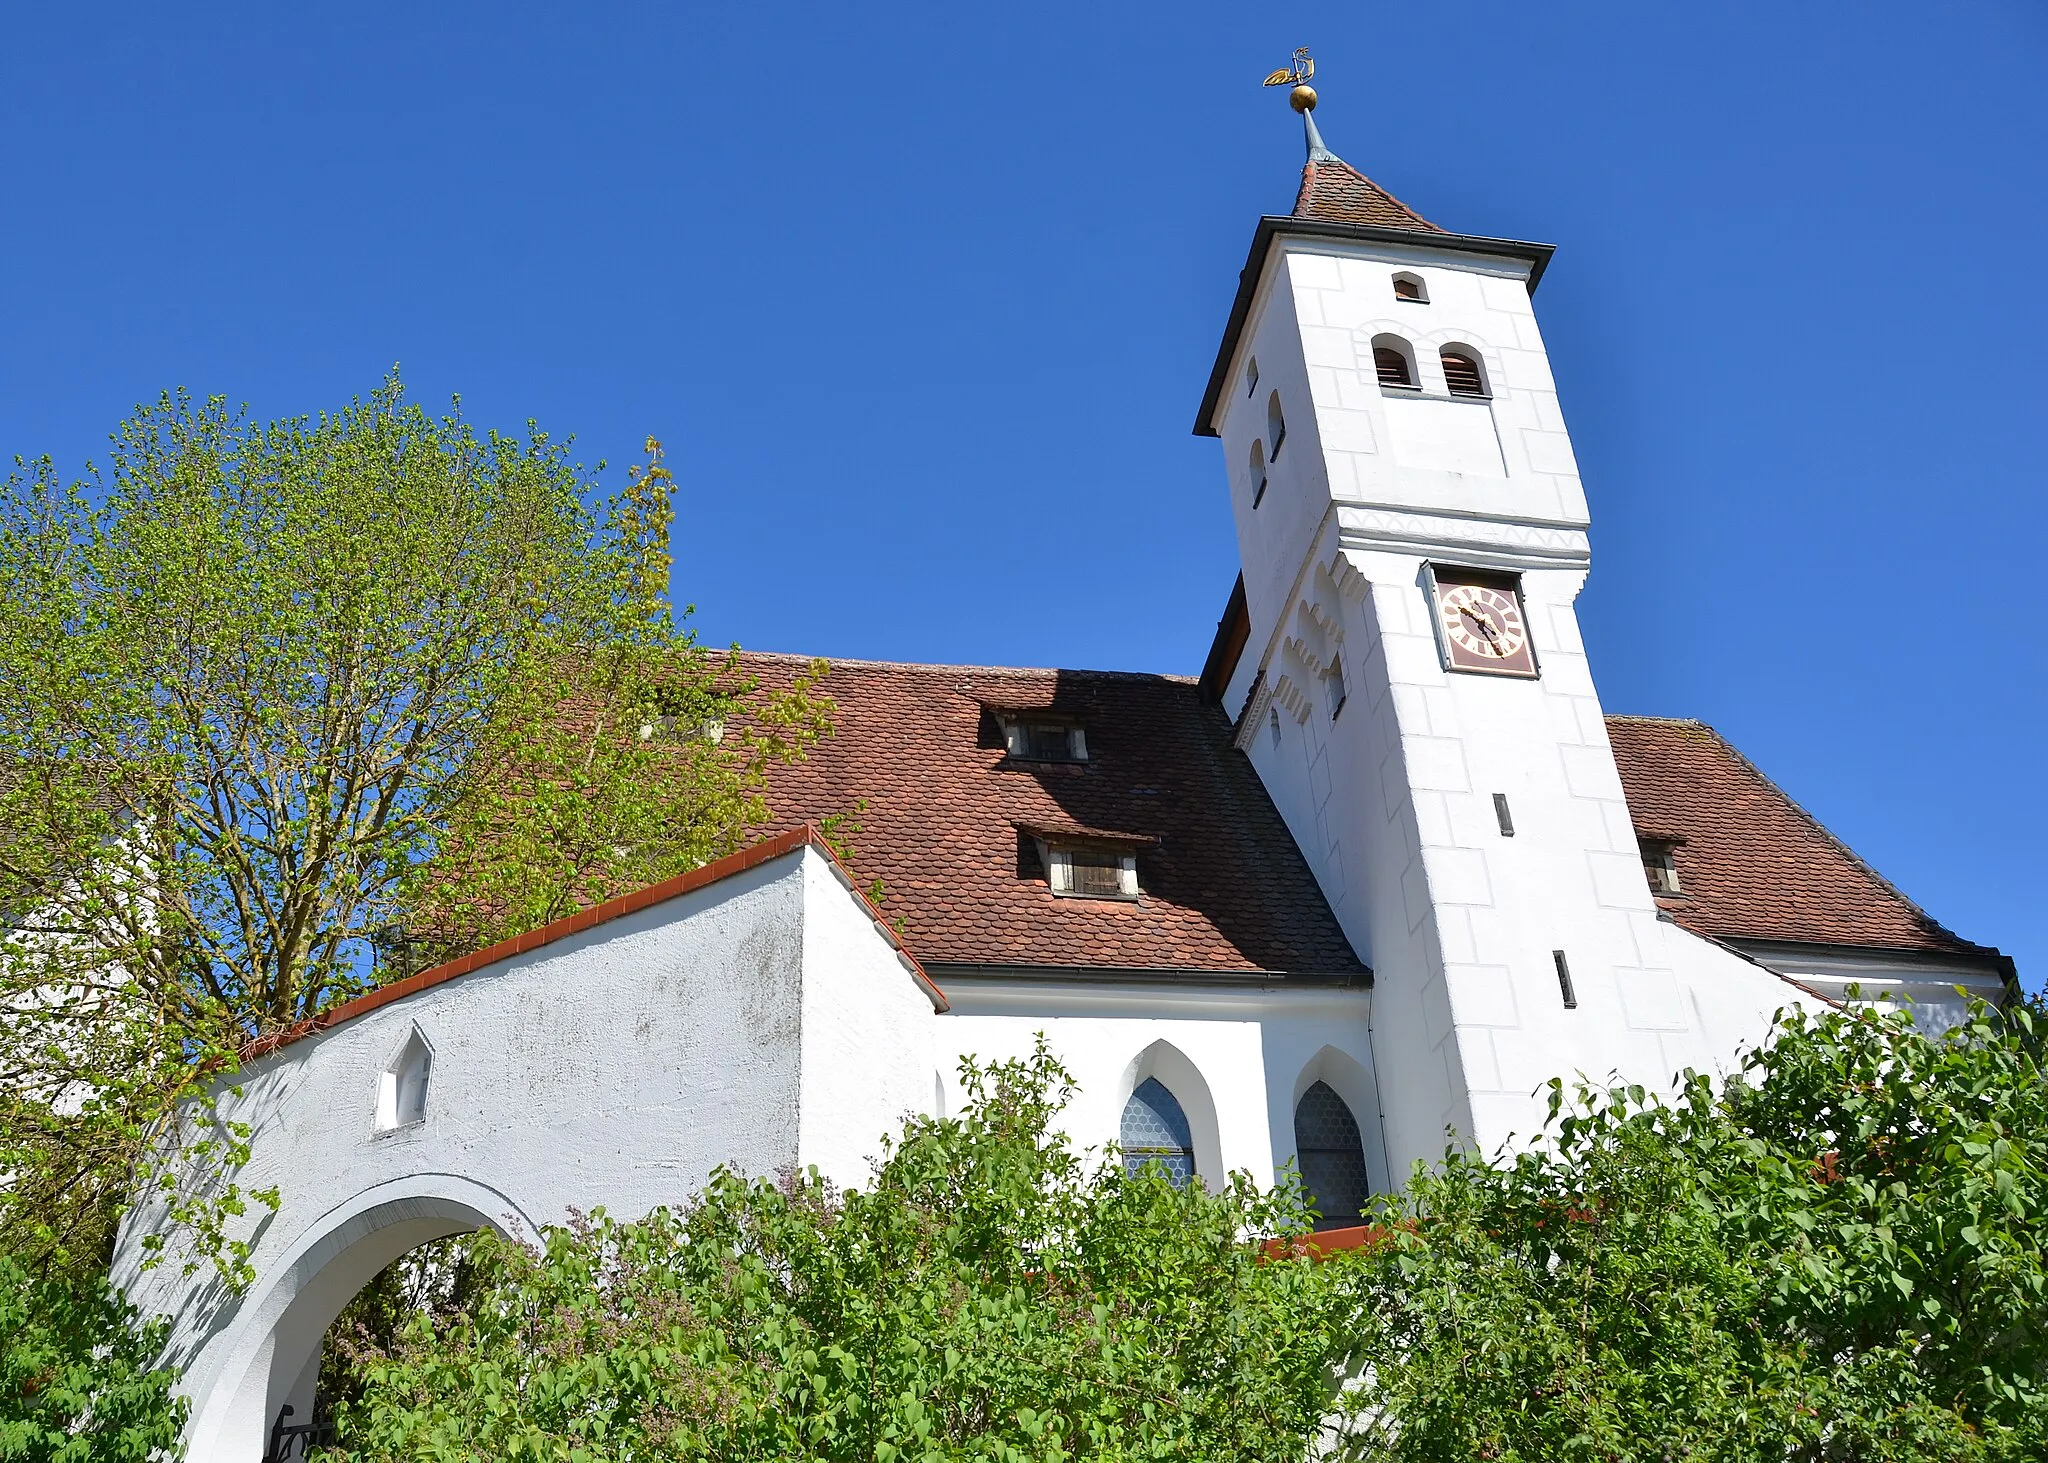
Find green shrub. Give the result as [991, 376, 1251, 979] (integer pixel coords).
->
[1332, 997, 2048, 1462]
[333, 1043, 1356, 1462]
[0, 1255, 184, 1463]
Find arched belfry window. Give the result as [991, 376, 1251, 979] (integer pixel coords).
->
[1294, 1081, 1369, 1227]
[1121, 1077, 1196, 1188]
[1441, 348, 1488, 397]
[1373, 340, 1415, 388]
[1249, 439, 1267, 508]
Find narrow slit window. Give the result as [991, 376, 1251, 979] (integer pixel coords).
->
[1493, 793, 1515, 837]
[1249, 439, 1267, 508]
[1245, 355, 1260, 396]
[1266, 391, 1287, 458]
[1553, 950, 1578, 1009]
[1268, 705, 1282, 747]
[1374, 346, 1413, 387]
[1324, 654, 1347, 721]
[1441, 348, 1487, 397]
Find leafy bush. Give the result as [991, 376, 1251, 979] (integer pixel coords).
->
[331, 1044, 1356, 1462]
[0, 1254, 185, 1463]
[328, 1001, 2048, 1461]
[1331, 997, 2048, 1462]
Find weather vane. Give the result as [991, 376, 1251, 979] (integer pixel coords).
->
[1263, 46, 1318, 113]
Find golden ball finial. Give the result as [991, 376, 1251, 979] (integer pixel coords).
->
[1289, 83, 1318, 113]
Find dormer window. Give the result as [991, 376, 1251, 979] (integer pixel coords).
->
[1049, 845, 1139, 900]
[1003, 719, 1087, 763]
[1019, 823, 1149, 900]
[1391, 272, 1427, 302]
[1640, 838, 1683, 896]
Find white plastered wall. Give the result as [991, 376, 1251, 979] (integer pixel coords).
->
[1213, 233, 1829, 1175]
[114, 844, 942, 1463]
[797, 853, 942, 1192]
[931, 979, 1394, 1201]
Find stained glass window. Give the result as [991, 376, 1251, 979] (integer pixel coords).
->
[1121, 1077, 1196, 1188]
[1294, 1080, 1369, 1227]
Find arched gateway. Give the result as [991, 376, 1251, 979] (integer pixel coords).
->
[115, 830, 954, 1462]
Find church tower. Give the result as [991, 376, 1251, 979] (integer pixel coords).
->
[1198, 76, 1725, 1175]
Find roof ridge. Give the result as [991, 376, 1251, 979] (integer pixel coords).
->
[737, 649, 1199, 685]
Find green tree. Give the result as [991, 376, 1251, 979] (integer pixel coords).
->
[329, 1044, 1357, 1463]
[0, 1253, 186, 1463]
[1330, 997, 2048, 1462]
[0, 376, 830, 1280]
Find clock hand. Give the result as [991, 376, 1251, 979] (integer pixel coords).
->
[1459, 605, 1500, 641]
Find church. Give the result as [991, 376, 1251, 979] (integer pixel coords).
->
[119, 86, 2016, 1461]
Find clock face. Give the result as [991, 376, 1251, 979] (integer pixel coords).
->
[1432, 573, 1538, 677]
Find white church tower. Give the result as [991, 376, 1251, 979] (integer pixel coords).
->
[1198, 77, 1773, 1176]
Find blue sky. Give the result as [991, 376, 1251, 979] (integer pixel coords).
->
[4, 3, 2042, 983]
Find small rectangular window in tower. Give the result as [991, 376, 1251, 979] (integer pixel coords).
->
[1324, 655, 1347, 721]
[1553, 950, 1578, 1009]
[1639, 839, 1683, 896]
[1392, 273, 1425, 302]
[1493, 793, 1515, 837]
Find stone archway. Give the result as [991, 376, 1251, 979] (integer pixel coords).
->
[108, 837, 946, 1461]
[179, 1174, 538, 1463]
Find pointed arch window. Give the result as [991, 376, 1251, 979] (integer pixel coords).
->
[1249, 439, 1267, 508]
[376, 1030, 433, 1133]
[1373, 342, 1415, 388]
[1441, 348, 1488, 397]
[1294, 1081, 1369, 1227]
[1265, 390, 1287, 459]
[1121, 1077, 1196, 1188]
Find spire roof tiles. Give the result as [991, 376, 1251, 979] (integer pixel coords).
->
[1291, 152, 1443, 232]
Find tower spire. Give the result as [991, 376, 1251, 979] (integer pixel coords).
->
[1262, 48, 1443, 233]
[1300, 96, 1338, 164]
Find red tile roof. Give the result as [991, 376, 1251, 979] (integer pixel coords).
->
[745, 655, 1367, 979]
[1293, 156, 1442, 232]
[1605, 716, 1999, 962]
